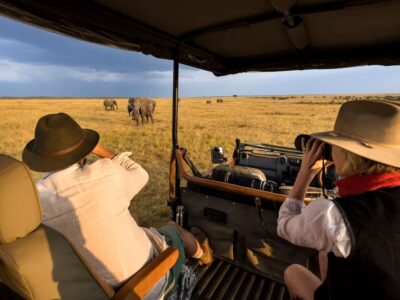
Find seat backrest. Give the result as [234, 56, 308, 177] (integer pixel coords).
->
[0, 155, 111, 300]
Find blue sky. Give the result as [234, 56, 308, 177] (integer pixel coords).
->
[0, 16, 400, 97]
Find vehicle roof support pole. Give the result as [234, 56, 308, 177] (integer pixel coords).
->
[172, 50, 181, 204]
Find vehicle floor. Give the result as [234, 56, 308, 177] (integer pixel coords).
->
[187, 257, 290, 300]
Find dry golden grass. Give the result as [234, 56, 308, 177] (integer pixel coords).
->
[0, 95, 392, 226]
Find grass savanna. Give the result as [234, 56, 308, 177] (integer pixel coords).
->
[0, 95, 396, 226]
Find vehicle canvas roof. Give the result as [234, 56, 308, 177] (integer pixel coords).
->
[0, 0, 400, 76]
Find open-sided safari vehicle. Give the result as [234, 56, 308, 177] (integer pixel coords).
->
[0, 1, 400, 299]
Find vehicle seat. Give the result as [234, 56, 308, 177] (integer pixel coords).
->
[0, 155, 178, 300]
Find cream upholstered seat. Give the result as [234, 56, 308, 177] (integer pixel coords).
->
[0, 155, 178, 300]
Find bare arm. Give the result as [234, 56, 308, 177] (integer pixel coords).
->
[92, 144, 115, 159]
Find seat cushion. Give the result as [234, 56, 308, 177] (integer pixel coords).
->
[0, 226, 110, 300]
[0, 155, 41, 244]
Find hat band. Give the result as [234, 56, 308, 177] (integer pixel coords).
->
[34, 135, 85, 157]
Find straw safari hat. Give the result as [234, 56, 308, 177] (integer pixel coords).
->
[311, 100, 400, 168]
[23, 113, 99, 172]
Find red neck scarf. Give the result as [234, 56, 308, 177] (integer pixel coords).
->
[335, 171, 400, 197]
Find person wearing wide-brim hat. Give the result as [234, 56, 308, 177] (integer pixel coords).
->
[23, 113, 100, 172]
[277, 100, 400, 300]
[22, 112, 212, 297]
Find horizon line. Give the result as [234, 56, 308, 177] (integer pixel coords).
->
[1, 92, 400, 99]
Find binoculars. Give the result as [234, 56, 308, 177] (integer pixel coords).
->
[294, 134, 332, 161]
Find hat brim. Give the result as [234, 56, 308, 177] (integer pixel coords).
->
[311, 131, 400, 169]
[22, 129, 99, 172]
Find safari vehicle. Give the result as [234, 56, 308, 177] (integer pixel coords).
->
[0, 0, 399, 299]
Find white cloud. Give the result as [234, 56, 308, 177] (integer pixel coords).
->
[0, 37, 43, 56]
[145, 70, 172, 84]
[0, 56, 369, 84]
[0, 59, 32, 82]
[0, 37, 25, 48]
[0, 58, 230, 84]
[0, 59, 143, 83]
[1, 57, 399, 97]
[146, 68, 277, 85]
[65, 67, 138, 82]
[0, 58, 277, 85]
[177, 66, 362, 83]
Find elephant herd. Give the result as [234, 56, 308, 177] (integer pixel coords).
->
[103, 98, 156, 126]
[104, 97, 224, 125]
[206, 98, 224, 104]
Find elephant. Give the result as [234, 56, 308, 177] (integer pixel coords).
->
[217, 98, 223, 103]
[104, 99, 118, 110]
[206, 100, 212, 104]
[128, 97, 156, 126]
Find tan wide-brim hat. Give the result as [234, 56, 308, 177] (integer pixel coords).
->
[23, 113, 99, 172]
[311, 100, 400, 168]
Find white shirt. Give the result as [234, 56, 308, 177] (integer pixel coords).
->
[277, 197, 351, 258]
[37, 152, 162, 289]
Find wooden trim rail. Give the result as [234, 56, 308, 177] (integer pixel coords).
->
[113, 247, 179, 300]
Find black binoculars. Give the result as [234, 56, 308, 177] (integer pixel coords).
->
[294, 134, 332, 161]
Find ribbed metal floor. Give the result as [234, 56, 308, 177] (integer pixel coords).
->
[188, 258, 290, 300]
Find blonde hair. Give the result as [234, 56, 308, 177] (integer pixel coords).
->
[337, 147, 399, 177]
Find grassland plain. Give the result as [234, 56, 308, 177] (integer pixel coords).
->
[0, 95, 393, 227]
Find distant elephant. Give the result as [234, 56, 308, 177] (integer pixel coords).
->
[104, 99, 118, 110]
[206, 100, 212, 104]
[217, 98, 224, 103]
[128, 97, 156, 126]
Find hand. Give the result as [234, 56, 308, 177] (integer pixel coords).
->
[289, 138, 324, 200]
[92, 144, 115, 159]
[288, 138, 324, 200]
[298, 138, 324, 181]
